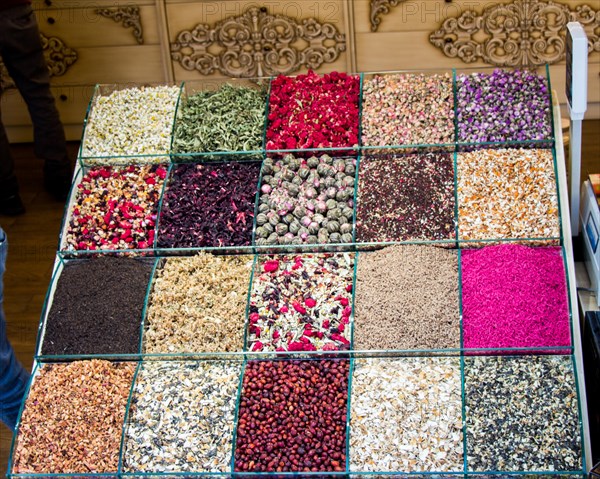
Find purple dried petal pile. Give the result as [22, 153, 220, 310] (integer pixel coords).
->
[456, 69, 552, 144]
[157, 162, 260, 248]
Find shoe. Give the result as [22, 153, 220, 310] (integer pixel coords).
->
[0, 194, 26, 216]
[43, 174, 72, 201]
[43, 160, 73, 201]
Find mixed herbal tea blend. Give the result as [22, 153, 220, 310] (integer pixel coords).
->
[248, 253, 354, 352]
[123, 361, 241, 472]
[356, 153, 455, 243]
[64, 165, 166, 251]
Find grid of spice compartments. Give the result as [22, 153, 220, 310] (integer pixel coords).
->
[58, 67, 557, 256]
[7, 66, 588, 477]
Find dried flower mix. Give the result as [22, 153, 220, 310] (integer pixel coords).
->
[42, 257, 152, 356]
[123, 361, 241, 472]
[256, 154, 356, 245]
[266, 71, 359, 151]
[457, 148, 559, 243]
[81, 85, 180, 162]
[465, 356, 582, 471]
[234, 359, 349, 472]
[248, 253, 354, 352]
[64, 165, 166, 251]
[144, 253, 253, 353]
[173, 83, 266, 155]
[462, 244, 570, 352]
[361, 73, 454, 147]
[12, 360, 134, 474]
[354, 245, 459, 350]
[350, 358, 463, 471]
[157, 162, 259, 248]
[356, 153, 455, 243]
[456, 69, 552, 144]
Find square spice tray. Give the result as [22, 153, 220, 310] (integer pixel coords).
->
[454, 66, 555, 150]
[7, 355, 587, 477]
[170, 78, 269, 162]
[34, 256, 157, 361]
[78, 82, 183, 167]
[360, 69, 456, 155]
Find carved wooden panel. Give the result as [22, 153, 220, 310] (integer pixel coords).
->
[430, 0, 600, 68]
[170, 5, 346, 78]
[95, 6, 144, 44]
[370, 0, 406, 32]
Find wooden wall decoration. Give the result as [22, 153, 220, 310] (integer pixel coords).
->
[94, 6, 144, 45]
[0, 33, 77, 91]
[429, 0, 600, 68]
[170, 6, 346, 78]
[370, 0, 406, 32]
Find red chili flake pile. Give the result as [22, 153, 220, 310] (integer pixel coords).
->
[266, 70, 360, 151]
[157, 162, 260, 248]
[64, 165, 166, 251]
[247, 253, 354, 352]
[462, 244, 571, 353]
[234, 359, 349, 473]
[356, 152, 456, 243]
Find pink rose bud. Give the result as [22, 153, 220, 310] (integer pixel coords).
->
[264, 260, 279, 273]
[305, 298, 317, 308]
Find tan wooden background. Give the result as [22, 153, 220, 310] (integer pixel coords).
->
[2, 0, 598, 141]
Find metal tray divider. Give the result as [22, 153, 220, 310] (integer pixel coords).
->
[138, 257, 161, 355]
[6, 361, 41, 478]
[117, 360, 143, 475]
[345, 357, 356, 474]
[230, 358, 249, 474]
[242, 254, 259, 353]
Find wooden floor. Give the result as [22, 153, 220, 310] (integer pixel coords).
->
[0, 122, 599, 473]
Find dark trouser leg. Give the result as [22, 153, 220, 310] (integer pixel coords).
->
[0, 4, 69, 172]
[0, 114, 19, 199]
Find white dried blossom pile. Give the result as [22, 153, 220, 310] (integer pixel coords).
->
[82, 85, 180, 163]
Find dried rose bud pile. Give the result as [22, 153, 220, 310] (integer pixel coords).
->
[256, 154, 356, 245]
[248, 253, 354, 352]
[266, 70, 360, 151]
[64, 165, 166, 251]
[234, 359, 349, 473]
[456, 69, 552, 144]
[157, 162, 260, 248]
[12, 360, 134, 474]
[361, 73, 454, 146]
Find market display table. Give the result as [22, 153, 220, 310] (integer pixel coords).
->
[6, 68, 591, 477]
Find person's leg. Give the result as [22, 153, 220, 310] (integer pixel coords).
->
[0, 114, 25, 215]
[0, 228, 29, 430]
[0, 4, 71, 199]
